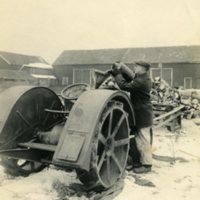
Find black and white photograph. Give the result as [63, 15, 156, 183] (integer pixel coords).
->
[0, 0, 200, 199]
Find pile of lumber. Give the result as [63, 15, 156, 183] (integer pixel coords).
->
[151, 77, 200, 120]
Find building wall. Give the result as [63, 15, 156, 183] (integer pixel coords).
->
[0, 62, 21, 70]
[54, 62, 200, 89]
[162, 63, 200, 88]
[0, 59, 10, 69]
[54, 63, 137, 85]
[54, 64, 111, 85]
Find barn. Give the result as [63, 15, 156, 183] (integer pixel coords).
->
[53, 48, 127, 88]
[0, 51, 56, 87]
[53, 45, 200, 90]
[123, 46, 200, 89]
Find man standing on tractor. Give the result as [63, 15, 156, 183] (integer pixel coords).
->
[108, 61, 153, 174]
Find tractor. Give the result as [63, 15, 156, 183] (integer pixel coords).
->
[0, 68, 136, 191]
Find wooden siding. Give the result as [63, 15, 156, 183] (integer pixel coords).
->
[163, 63, 200, 88]
[54, 64, 111, 85]
[53, 63, 200, 89]
[0, 58, 10, 69]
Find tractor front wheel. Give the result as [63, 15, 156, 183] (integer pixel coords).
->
[77, 101, 130, 190]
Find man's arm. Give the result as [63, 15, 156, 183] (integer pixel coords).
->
[115, 73, 141, 92]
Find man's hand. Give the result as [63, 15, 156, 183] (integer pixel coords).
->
[112, 62, 122, 71]
[105, 62, 123, 76]
[105, 68, 119, 76]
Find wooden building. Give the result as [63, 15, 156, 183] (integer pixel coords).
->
[52, 45, 200, 89]
[0, 51, 56, 87]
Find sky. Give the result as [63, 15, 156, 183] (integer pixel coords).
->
[0, 0, 200, 63]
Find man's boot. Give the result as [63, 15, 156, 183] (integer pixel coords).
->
[133, 165, 152, 174]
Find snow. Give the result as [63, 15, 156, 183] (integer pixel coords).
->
[115, 119, 200, 200]
[20, 63, 53, 70]
[0, 119, 200, 200]
[31, 74, 56, 79]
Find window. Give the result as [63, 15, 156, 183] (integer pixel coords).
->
[184, 77, 192, 89]
[62, 76, 69, 85]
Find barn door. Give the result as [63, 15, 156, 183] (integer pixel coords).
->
[73, 69, 92, 85]
[150, 68, 161, 80]
[162, 68, 173, 86]
[151, 68, 173, 86]
[184, 77, 192, 89]
[195, 78, 200, 89]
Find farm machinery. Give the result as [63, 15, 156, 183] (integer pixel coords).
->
[0, 70, 135, 190]
[0, 64, 185, 190]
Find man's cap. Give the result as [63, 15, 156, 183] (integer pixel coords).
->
[135, 61, 151, 70]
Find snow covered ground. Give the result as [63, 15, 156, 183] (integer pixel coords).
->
[0, 119, 200, 200]
[116, 119, 200, 200]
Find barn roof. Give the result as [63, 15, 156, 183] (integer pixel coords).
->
[0, 51, 48, 67]
[53, 45, 200, 65]
[53, 48, 127, 65]
[123, 46, 200, 63]
[0, 69, 34, 81]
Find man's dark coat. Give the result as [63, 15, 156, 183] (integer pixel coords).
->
[115, 73, 153, 129]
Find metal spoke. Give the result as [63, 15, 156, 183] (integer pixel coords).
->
[111, 114, 125, 138]
[99, 133, 107, 145]
[106, 157, 111, 184]
[111, 152, 123, 173]
[43, 101, 56, 125]
[35, 102, 41, 121]
[30, 162, 35, 171]
[97, 151, 106, 172]
[0, 128, 30, 149]
[19, 160, 29, 168]
[108, 110, 113, 137]
[114, 138, 129, 147]
[16, 111, 32, 128]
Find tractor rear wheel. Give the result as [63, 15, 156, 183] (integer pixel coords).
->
[0, 86, 64, 177]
